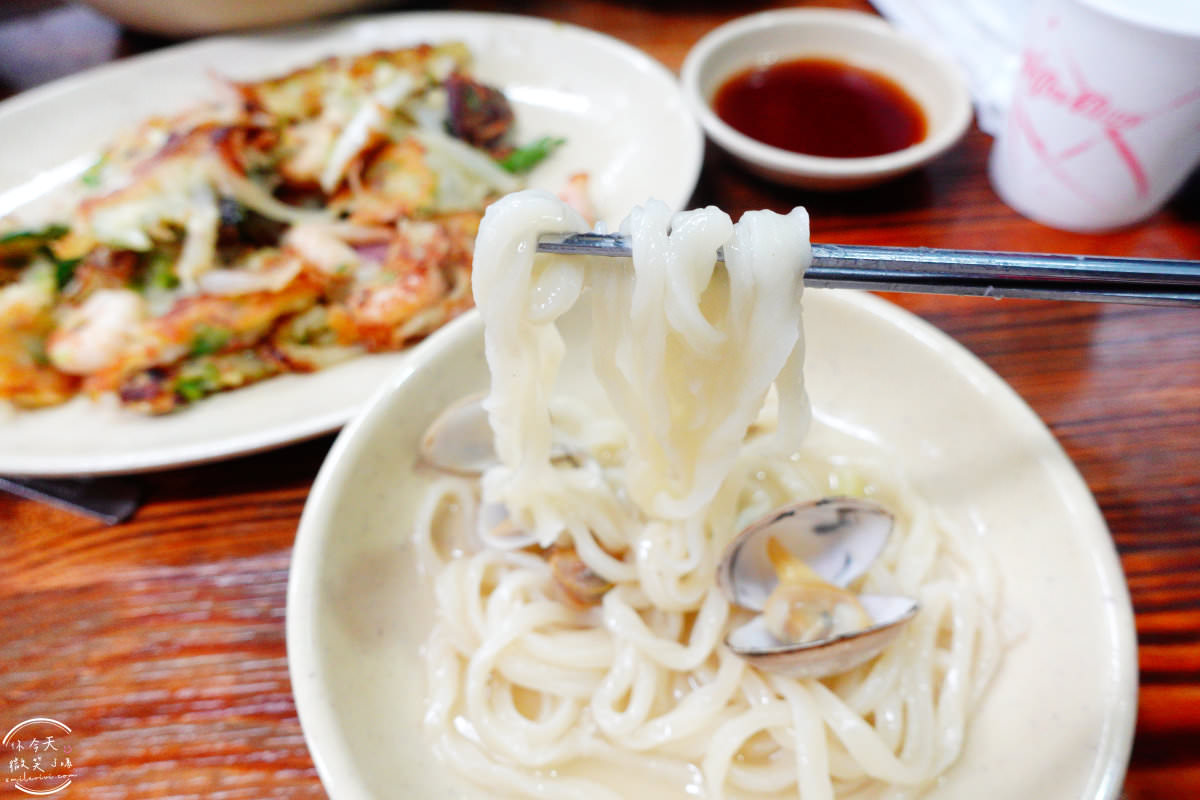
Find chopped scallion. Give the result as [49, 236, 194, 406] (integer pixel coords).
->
[498, 136, 566, 174]
[189, 326, 232, 357]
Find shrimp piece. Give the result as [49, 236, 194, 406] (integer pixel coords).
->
[334, 137, 437, 225]
[47, 288, 146, 375]
[335, 219, 456, 350]
[283, 222, 369, 276]
[275, 117, 337, 186]
[558, 172, 596, 227]
[342, 266, 446, 350]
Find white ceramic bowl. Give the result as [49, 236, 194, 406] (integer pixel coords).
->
[681, 9, 974, 190]
[80, 0, 383, 36]
[287, 291, 1136, 799]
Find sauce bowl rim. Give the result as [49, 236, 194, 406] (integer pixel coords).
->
[680, 8, 974, 185]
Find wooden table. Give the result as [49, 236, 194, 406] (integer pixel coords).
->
[1, 1, 1196, 797]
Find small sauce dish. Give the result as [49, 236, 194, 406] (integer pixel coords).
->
[681, 9, 973, 190]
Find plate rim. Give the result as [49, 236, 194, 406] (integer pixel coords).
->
[286, 289, 1138, 800]
[0, 10, 703, 476]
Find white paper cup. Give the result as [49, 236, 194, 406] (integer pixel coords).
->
[988, 0, 1200, 232]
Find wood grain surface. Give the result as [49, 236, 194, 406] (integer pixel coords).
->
[1, 1, 1197, 798]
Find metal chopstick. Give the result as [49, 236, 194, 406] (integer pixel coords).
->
[0, 475, 142, 525]
[536, 234, 1200, 306]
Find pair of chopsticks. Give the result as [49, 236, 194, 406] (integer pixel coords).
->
[536, 234, 1200, 306]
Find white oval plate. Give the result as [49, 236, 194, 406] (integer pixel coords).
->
[0, 12, 702, 476]
[287, 290, 1137, 800]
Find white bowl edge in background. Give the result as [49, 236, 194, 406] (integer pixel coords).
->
[80, 0, 385, 37]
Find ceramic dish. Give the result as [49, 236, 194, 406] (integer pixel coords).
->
[0, 12, 702, 476]
[287, 290, 1137, 799]
[681, 9, 973, 190]
[80, 0, 384, 37]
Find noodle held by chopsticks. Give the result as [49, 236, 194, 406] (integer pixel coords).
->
[413, 191, 1006, 799]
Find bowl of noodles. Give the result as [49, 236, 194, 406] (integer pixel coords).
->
[287, 194, 1137, 799]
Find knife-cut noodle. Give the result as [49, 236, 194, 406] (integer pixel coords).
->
[413, 191, 1005, 799]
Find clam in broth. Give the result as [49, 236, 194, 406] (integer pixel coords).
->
[718, 498, 918, 679]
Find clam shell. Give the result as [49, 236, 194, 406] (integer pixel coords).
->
[419, 392, 576, 476]
[725, 594, 918, 679]
[476, 501, 538, 550]
[419, 392, 496, 476]
[716, 497, 894, 612]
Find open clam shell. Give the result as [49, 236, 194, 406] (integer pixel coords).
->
[418, 392, 576, 476]
[419, 392, 497, 476]
[717, 497, 918, 679]
[476, 500, 538, 550]
[419, 394, 554, 550]
[725, 594, 919, 679]
[717, 497, 895, 611]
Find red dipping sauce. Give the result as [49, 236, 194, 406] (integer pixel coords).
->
[713, 58, 927, 159]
